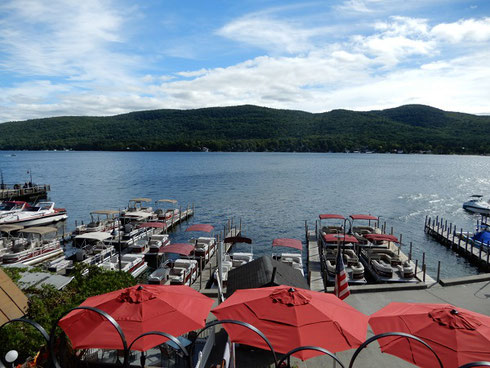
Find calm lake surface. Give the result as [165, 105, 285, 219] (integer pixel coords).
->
[1, 151, 489, 279]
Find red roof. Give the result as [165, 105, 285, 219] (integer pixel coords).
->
[272, 238, 303, 251]
[139, 222, 167, 229]
[185, 224, 214, 233]
[319, 214, 345, 220]
[349, 214, 378, 221]
[364, 234, 399, 243]
[322, 233, 359, 244]
[159, 243, 195, 256]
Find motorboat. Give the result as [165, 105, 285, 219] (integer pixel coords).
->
[0, 224, 24, 262]
[155, 199, 180, 222]
[349, 214, 381, 244]
[66, 231, 117, 273]
[147, 234, 170, 254]
[120, 198, 157, 223]
[2, 226, 63, 265]
[358, 234, 416, 283]
[168, 258, 199, 285]
[99, 253, 148, 278]
[317, 215, 367, 284]
[0, 201, 30, 217]
[190, 236, 217, 262]
[271, 238, 304, 275]
[0, 201, 67, 227]
[463, 195, 490, 215]
[74, 210, 120, 235]
[148, 265, 170, 285]
[461, 221, 490, 250]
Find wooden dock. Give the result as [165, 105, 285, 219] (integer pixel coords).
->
[424, 215, 490, 272]
[306, 227, 326, 292]
[163, 206, 194, 231]
[0, 184, 50, 201]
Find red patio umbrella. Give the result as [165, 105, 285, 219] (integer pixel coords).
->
[369, 302, 490, 368]
[58, 284, 214, 351]
[212, 285, 368, 360]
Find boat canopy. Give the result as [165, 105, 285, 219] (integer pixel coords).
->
[272, 238, 303, 251]
[139, 222, 167, 229]
[130, 198, 152, 202]
[0, 224, 24, 233]
[20, 226, 58, 235]
[74, 232, 112, 241]
[319, 214, 345, 220]
[157, 199, 178, 204]
[224, 236, 252, 244]
[322, 233, 359, 244]
[470, 195, 483, 198]
[185, 224, 214, 233]
[350, 214, 378, 221]
[160, 243, 194, 256]
[91, 210, 119, 215]
[364, 234, 399, 243]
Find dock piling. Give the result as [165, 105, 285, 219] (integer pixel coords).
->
[436, 261, 441, 283]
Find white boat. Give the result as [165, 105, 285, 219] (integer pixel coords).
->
[0, 224, 24, 262]
[67, 233, 117, 273]
[120, 198, 157, 223]
[0, 202, 67, 227]
[148, 266, 170, 284]
[168, 258, 199, 285]
[0, 201, 30, 217]
[463, 195, 490, 215]
[74, 210, 120, 235]
[99, 253, 148, 278]
[190, 236, 216, 262]
[271, 238, 304, 275]
[155, 199, 180, 221]
[2, 226, 63, 265]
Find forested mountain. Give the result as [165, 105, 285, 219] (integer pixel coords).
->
[0, 104, 488, 154]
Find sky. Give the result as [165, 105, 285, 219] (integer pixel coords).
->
[0, 0, 489, 123]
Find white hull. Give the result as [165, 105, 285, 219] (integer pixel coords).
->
[0, 212, 67, 227]
[463, 204, 490, 215]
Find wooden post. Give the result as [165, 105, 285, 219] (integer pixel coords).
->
[409, 242, 413, 261]
[239, 218, 242, 234]
[398, 234, 402, 256]
[436, 261, 441, 283]
[415, 259, 418, 279]
[422, 252, 425, 270]
[471, 241, 474, 260]
[479, 245, 482, 263]
[425, 215, 428, 230]
[231, 217, 234, 231]
[209, 258, 212, 279]
[423, 264, 426, 283]
[465, 233, 469, 252]
[199, 258, 203, 290]
[390, 226, 393, 235]
[383, 221, 386, 233]
[458, 229, 462, 248]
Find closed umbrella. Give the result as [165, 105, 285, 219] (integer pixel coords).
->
[58, 284, 214, 351]
[212, 285, 368, 360]
[369, 302, 490, 368]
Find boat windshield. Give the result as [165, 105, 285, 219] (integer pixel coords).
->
[0, 203, 15, 210]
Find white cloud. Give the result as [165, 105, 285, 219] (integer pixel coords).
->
[217, 16, 331, 54]
[431, 17, 490, 43]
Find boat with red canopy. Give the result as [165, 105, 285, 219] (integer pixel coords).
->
[272, 238, 304, 275]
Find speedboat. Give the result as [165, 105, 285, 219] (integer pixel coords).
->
[0, 201, 67, 227]
[461, 222, 490, 250]
[463, 195, 490, 215]
[0, 201, 30, 217]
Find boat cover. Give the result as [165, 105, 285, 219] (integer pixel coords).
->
[272, 238, 303, 251]
[322, 233, 359, 244]
[139, 222, 167, 229]
[364, 234, 399, 243]
[159, 243, 195, 255]
[185, 224, 214, 233]
[319, 214, 345, 220]
[350, 214, 378, 221]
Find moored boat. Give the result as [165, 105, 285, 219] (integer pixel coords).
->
[463, 195, 490, 215]
[0, 201, 67, 227]
[74, 210, 120, 235]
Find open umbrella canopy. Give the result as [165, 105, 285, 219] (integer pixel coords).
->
[212, 285, 368, 360]
[369, 302, 490, 368]
[58, 285, 214, 351]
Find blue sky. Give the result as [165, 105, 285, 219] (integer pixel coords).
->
[0, 0, 489, 122]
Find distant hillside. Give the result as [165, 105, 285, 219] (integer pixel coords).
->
[0, 104, 489, 154]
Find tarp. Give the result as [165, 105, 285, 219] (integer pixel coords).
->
[185, 224, 214, 233]
[322, 233, 359, 244]
[350, 214, 378, 221]
[159, 243, 195, 256]
[74, 232, 113, 241]
[272, 238, 303, 251]
[139, 222, 167, 229]
[319, 214, 345, 220]
[364, 234, 399, 243]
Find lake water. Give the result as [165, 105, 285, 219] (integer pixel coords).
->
[1, 151, 489, 279]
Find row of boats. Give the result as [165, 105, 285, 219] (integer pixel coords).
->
[318, 213, 416, 285]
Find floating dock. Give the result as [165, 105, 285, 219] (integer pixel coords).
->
[0, 184, 50, 201]
[424, 215, 490, 272]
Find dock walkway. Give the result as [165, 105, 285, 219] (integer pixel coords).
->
[424, 215, 490, 271]
[0, 184, 50, 201]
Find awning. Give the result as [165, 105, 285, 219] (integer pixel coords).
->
[139, 222, 167, 229]
[322, 233, 359, 244]
[224, 236, 252, 244]
[0, 224, 24, 233]
[74, 232, 113, 241]
[157, 199, 178, 204]
[159, 243, 195, 256]
[90, 210, 119, 215]
[272, 238, 303, 251]
[130, 198, 152, 202]
[185, 224, 214, 233]
[319, 214, 345, 220]
[364, 234, 399, 243]
[19, 226, 58, 235]
[350, 214, 378, 221]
